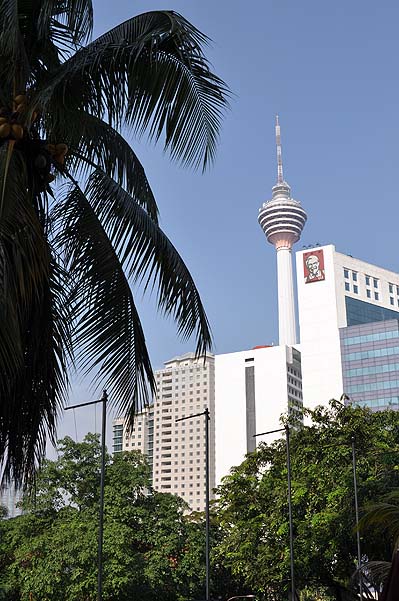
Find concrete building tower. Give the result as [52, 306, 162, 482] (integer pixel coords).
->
[258, 116, 307, 345]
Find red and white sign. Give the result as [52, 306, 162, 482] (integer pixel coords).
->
[303, 249, 325, 284]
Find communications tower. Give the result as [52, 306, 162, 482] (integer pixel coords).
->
[258, 117, 307, 345]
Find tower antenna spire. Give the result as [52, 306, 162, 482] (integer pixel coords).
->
[276, 114, 284, 184]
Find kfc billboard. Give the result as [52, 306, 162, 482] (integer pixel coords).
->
[303, 249, 325, 284]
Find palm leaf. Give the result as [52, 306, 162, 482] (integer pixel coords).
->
[53, 181, 154, 424]
[85, 169, 212, 356]
[352, 561, 390, 597]
[0, 147, 72, 486]
[359, 491, 399, 543]
[48, 109, 159, 222]
[0, 0, 31, 90]
[37, 0, 93, 46]
[0, 2, 226, 485]
[34, 11, 229, 170]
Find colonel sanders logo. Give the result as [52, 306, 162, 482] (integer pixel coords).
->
[303, 249, 325, 284]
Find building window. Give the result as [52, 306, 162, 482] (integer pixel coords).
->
[353, 285, 358, 294]
[374, 292, 379, 301]
[373, 278, 379, 288]
[344, 269, 349, 279]
[365, 275, 370, 286]
[345, 282, 350, 292]
[352, 271, 358, 282]
[366, 289, 371, 298]
[389, 283, 394, 294]
[391, 297, 395, 306]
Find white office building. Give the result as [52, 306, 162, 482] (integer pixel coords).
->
[296, 244, 399, 409]
[214, 345, 302, 484]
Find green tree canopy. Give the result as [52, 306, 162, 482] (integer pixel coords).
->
[0, 435, 212, 601]
[0, 0, 229, 486]
[214, 401, 399, 601]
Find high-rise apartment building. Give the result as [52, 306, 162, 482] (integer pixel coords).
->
[113, 411, 151, 459]
[113, 352, 215, 512]
[214, 345, 302, 484]
[296, 244, 399, 409]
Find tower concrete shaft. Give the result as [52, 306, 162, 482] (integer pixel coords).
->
[276, 244, 297, 346]
[258, 116, 307, 346]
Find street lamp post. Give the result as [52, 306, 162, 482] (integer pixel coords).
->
[65, 390, 108, 601]
[176, 409, 211, 601]
[254, 426, 295, 601]
[351, 437, 363, 600]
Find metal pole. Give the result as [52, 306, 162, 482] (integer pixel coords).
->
[285, 425, 295, 601]
[351, 437, 363, 600]
[65, 393, 108, 601]
[176, 409, 211, 600]
[97, 390, 107, 601]
[254, 427, 292, 598]
[205, 408, 210, 601]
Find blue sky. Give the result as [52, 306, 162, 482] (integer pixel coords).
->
[57, 0, 399, 444]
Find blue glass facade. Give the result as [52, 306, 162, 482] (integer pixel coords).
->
[345, 296, 399, 326]
[340, 319, 399, 411]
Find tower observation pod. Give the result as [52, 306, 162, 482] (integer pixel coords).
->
[258, 116, 307, 346]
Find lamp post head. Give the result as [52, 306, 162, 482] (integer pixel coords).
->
[227, 595, 256, 601]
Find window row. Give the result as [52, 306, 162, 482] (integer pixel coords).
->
[344, 269, 379, 287]
[343, 269, 399, 300]
[347, 378, 399, 394]
[354, 396, 399, 408]
[343, 329, 399, 346]
[344, 345, 399, 362]
[344, 362, 399, 378]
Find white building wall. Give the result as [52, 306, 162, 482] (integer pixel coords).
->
[296, 244, 399, 410]
[296, 245, 343, 409]
[214, 345, 299, 485]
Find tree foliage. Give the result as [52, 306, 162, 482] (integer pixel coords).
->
[0, 434, 240, 601]
[0, 0, 229, 486]
[214, 401, 399, 601]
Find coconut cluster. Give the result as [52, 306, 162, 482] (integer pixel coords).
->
[0, 92, 70, 190]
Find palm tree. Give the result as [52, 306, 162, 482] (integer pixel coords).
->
[0, 1, 228, 486]
[355, 491, 399, 598]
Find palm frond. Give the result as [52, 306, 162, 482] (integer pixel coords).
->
[34, 11, 229, 170]
[0, 147, 72, 486]
[352, 561, 390, 596]
[0, 0, 31, 90]
[359, 491, 399, 542]
[38, 0, 93, 46]
[86, 169, 212, 356]
[0, 3, 225, 485]
[1, 257, 73, 487]
[48, 109, 158, 221]
[53, 181, 154, 424]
